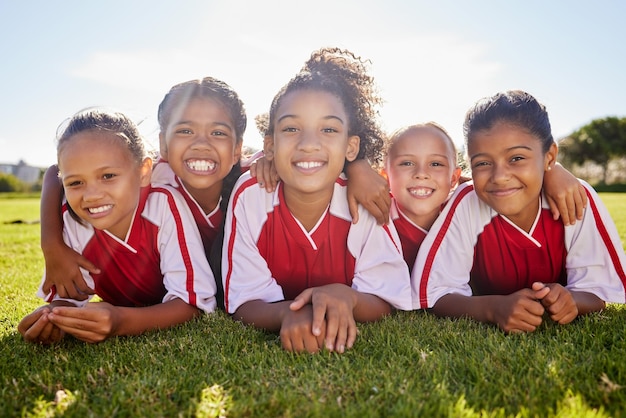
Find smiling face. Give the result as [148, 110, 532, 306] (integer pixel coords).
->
[468, 121, 557, 232]
[266, 89, 359, 203]
[159, 97, 242, 198]
[386, 126, 461, 229]
[58, 131, 151, 240]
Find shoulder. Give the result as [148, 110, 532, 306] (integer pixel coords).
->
[424, 181, 494, 244]
[230, 172, 266, 206]
[146, 183, 182, 203]
[328, 174, 355, 222]
[437, 181, 484, 222]
[141, 184, 193, 223]
[448, 181, 477, 206]
[151, 159, 177, 187]
[62, 210, 93, 235]
[227, 173, 280, 224]
[232, 171, 259, 192]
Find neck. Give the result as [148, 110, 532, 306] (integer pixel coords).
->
[405, 208, 440, 231]
[182, 179, 223, 214]
[503, 196, 542, 234]
[283, 184, 334, 232]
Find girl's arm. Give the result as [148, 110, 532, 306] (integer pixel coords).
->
[571, 290, 606, 315]
[40, 165, 99, 299]
[291, 283, 391, 352]
[46, 298, 200, 343]
[248, 155, 280, 193]
[345, 159, 391, 225]
[543, 163, 587, 225]
[233, 299, 292, 331]
[431, 288, 549, 333]
[234, 300, 326, 353]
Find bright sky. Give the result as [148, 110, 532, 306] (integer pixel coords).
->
[1, 0, 625, 167]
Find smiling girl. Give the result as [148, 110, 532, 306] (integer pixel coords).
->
[412, 90, 626, 332]
[18, 109, 216, 344]
[222, 48, 411, 353]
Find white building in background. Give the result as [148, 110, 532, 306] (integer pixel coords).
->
[0, 160, 41, 183]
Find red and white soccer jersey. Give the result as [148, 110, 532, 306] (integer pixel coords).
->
[390, 198, 428, 273]
[222, 172, 412, 314]
[412, 181, 626, 309]
[39, 185, 217, 312]
[152, 160, 223, 254]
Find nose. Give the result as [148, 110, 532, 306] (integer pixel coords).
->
[190, 130, 213, 150]
[491, 163, 510, 184]
[412, 164, 430, 179]
[297, 129, 321, 152]
[83, 183, 104, 202]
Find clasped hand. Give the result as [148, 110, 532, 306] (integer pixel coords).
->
[494, 282, 578, 333]
[281, 284, 358, 354]
[18, 302, 122, 344]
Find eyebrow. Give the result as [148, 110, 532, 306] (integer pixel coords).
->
[61, 164, 123, 178]
[277, 114, 345, 124]
[394, 152, 450, 159]
[470, 145, 533, 161]
[173, 120, 234, 130]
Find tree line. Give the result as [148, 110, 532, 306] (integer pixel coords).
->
[558, 116, 626, 186]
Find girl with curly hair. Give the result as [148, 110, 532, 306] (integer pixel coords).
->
[222, 48, 411, 354]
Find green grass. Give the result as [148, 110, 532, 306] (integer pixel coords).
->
[1, 194, 625, 417]
[600, 193, 626, 246]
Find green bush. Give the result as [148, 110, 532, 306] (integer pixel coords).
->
[0, 173, 24, 192]
[592, 183, 626, 192]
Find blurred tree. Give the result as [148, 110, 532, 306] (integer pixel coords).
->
[559, 116, 626, 184]
[0, 173, 24, 192]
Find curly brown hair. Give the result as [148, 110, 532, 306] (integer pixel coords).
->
[263, 47, 385, 165]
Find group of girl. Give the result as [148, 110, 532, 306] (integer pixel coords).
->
[18, 47, 626, 352]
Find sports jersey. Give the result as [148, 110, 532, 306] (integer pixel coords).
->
[152, 160, 222, 254]
[222, 172, 412, 314]
[151, 154, 261, 252]
[152, 154, 261, 311]
[412, 181, 626, 309]
[390, 198, 428, 273]
[39, 185, 217, 312]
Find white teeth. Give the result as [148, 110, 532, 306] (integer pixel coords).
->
[409, 188, 434, 197]
[88, 205, 112, 214]
[296, 161, 323, 169]
[186, 160, 216, 171]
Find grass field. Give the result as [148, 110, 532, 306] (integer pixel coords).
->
[1, 194, 625, 417]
